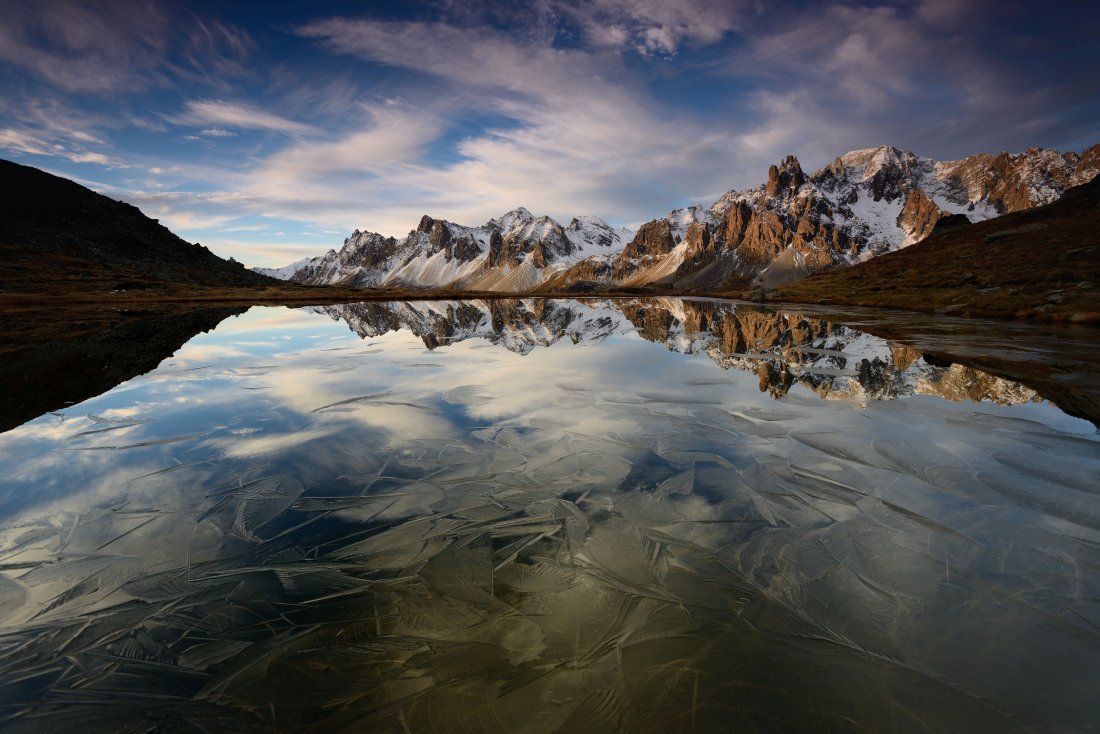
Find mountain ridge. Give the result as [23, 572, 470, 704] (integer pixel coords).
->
[312, 297, 1043, 411]
[261, 143, 1099, 293]
[773, 173, 1100, 321]
[258, 206, 634, 291]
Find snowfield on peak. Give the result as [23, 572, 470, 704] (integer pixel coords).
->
[253, 256, 320, 280]
[258, 206, 631, 292]
[256, 142, 1098, 292]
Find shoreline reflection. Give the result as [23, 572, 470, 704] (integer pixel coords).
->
[0, 300, 1096, 732]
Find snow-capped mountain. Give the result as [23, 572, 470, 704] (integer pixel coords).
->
[258, 207, 632, 291]
[555, 144, 1099, 290]
[312, 299, 619, 355]
[257, 144, 1098, 291]
[314, 298, 1040, 407]
[254, 256, 316, 280]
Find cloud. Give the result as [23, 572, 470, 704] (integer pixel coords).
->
[433, 0, 749, 56]
[0, 0, 255, 93]
[67, 151, 111, 165]
[177, 17, 256, 87]
[0, 95, 113, 160]
[722, 1, 1100, 164]
[0, 129, 52, 157]
[151, 210, 238, 232]
[541, 0, 749, 56]
[200, 127, 238, 138]
[169, 100, 317, 135]
[220, 241, 320, 268]
[0, 128, 117, 166]
[0, 0, 170, 92]
[241, 17, 742, 236]
[258, 104, 439, 177]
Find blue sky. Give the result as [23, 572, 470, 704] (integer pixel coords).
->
[1, 0, 1097, 267]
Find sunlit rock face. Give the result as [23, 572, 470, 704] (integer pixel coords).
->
[257, 144, 1098, 293]
[696, 144, 1098, 287]
[557, 144, 1100, 290]
[897, 187, 943, 242]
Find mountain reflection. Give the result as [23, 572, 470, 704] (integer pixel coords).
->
[0, 307, 246, 434]
[0, 301, 1096, 732]
[313, 298, 1041, 409]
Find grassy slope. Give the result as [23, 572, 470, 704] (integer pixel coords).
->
[767, 176, 1100, 322]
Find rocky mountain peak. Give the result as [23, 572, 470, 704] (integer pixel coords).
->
[622, 218, 675, 260]
[833, 146, 924, 202]
[568, 214, 607, 231]
[1075, 143, 1100, 183]
[765, 155, 806, 199]
[424, 219, 448, 246]
[490, 207, 535, 233]
[261, 141, 1098, 294]
[839, 145, 907, 171]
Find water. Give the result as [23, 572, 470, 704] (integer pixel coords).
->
[0, 298, 1097, 732]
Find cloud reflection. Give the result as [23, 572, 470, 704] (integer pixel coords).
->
[0, 301, 1097, 731]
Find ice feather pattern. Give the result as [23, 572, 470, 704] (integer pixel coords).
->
[0, 299, 1096, 732]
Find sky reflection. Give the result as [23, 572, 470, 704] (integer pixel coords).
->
[0, 301, 1097, 731]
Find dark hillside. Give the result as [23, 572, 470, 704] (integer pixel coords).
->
[0, 158, 272, 288]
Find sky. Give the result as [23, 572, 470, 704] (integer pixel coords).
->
[1, 0, 1098, 268]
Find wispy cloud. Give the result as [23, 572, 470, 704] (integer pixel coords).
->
[200, 127, 237, 138]
[0, 129, 53, 157]
[0, 0, 170, 92]
[0, 0, 255, 94]
[67, 151, 112, 165]
[0, 95, 112, 161]
[196, 238, 336, 268]
[0, 128, 118, 166]
[259, 17, 742, 234]
[169, 100, 317, 135]
[539, 0, 749, 56]
[723, 0, 1100, 164]
[177, 17, 256, 87]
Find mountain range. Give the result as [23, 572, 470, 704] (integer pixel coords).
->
[259, 144, 1099, 292]
[311, 298, 1041, 410]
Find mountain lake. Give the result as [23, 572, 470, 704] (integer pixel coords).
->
[0, 297, 1097, 733]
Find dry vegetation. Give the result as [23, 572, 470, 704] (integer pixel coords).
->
[762, 177, 1100, 322]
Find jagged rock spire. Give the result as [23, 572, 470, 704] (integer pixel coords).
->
[765, 155, 806, 198]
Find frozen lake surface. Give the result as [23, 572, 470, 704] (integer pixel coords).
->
[0, 298, 1097, 732]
